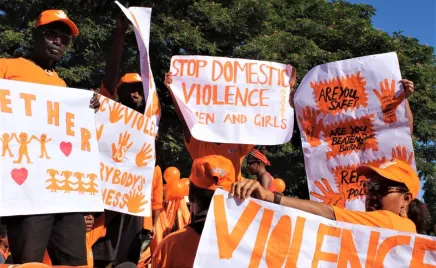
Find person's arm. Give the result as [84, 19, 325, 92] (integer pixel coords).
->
[101, 15, 129, 97]
[230, 179, 335, 220]
[258, 174, 271, 190]
[164, 72, 191, 142]
[400, 79, 414, 134]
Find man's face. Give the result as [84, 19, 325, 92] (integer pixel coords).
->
[34, 22, 72, 62]
[84, 214, 95, 232]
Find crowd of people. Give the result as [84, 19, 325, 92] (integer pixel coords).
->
[0, 8, 430, 268]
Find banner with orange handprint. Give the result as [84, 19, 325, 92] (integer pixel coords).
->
[95, 95, 158, 217]
[0, 79, 104, 216]
[295, 52, 416, 211]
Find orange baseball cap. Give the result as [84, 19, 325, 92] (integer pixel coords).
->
[357, 158, 420, 199]
[119, 73, 142, 86]
[35, 10, 79, 37]
[189, 155, 237, 191]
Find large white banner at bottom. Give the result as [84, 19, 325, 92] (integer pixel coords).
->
[194, 189, 436, 268]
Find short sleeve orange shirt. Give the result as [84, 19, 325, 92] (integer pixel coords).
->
[185, 136, 253, 181]
[143, 166, 164, 230]
[152, 226, 200, 268]
[0, 58, 66, 87]
[333, 207, 417, 233]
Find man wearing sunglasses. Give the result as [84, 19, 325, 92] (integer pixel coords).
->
[0, 10, 99, 266]
[231, 158, 429, 234]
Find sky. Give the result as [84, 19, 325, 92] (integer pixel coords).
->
[347, 0, 436, 48]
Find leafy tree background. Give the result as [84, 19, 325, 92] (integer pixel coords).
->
[0, 0, 435, 231]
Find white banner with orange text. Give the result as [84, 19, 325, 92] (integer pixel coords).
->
[0, 79, 103, 216]
[294, 52, 415, 211]
[194, 189, 436, 268]
[169, 56, 296, 145]
[95, 95, 158, 217]
[116, 2, 161, 124]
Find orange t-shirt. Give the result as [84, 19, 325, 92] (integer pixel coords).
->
[86, 214, 106, 267]
[0, 57, 66, 87]
[185, 136, 253, 180]
[333, 207, 417, 233]
[143, 166, 164, 230]
[152, 226, 200, 268]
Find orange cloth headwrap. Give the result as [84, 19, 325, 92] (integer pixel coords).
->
[249, 149, 271, 166]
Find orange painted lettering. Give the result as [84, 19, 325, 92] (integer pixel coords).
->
[249, 208, 274, 268]
[20, 93, 36, 116]
[338, 229, 362, 268]
[364, 231, 380, 267]
[99, 97, 109, 112]
[312, 224, 341, 267]
[0, 90, 12, 113]
[80, 128, 91, 152]
[284, 216, 306, 267]
[47, 101, 60, 126]
[410, 236, 436, 267]
[266, 215, 292, 267]
[66, 112, 75, 136]
[214, 195, 261, 259]
[374, 235, 411, 267]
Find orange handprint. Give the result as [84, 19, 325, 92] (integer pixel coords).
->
[109, 101, 124, 123]
[310, 178, 346, 208]
[126, 189, 148, 214]
[374, 79, 405, 124]
[298, 106, 324, 147]
[135, 142, 153, 167]
[111, 131, 133, 162]
[392, 145, 414, 165]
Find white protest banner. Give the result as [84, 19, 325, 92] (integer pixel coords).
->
[294, 52, 415, 211]
[0, 79, 103, 216]
[95, 95, 158, 216]
[169, 56, 296, 145]
[194, 189, 436, 268]
[116, 1, 161, 124]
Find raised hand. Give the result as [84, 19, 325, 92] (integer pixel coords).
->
[136, 142, 153, 167]
[230, 179, 272, 202]
[400, 79, 414, 99]
[111, 131, 133, 162]
[373, 79, 405, 124]
[298, 106, 324, 147]
[109, 101, 124, 123]
[89, 92, 100, 113]
[392, 145, 414, 165]
[310, 178, 345, 208]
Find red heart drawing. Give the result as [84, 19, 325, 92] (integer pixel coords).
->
[60, 142, 72, 157]
[11, 168, 28, 185]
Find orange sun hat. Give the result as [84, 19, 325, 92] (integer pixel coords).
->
[189, 155, 237, 191]
[119, 73, 142, 86]
[357, 158, 420, 199]
[35, 10, 79, 37]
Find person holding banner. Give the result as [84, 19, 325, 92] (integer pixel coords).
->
[164, 73, 254, 180]
[247, 149, 274, 191]
[153, 155, 237, 267]
[0, 10, 100, 265]
[231, 158, 428, 234]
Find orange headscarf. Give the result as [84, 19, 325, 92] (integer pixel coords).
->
[249, 149, 271, 166]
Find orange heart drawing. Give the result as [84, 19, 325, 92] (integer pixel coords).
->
[11, 168, 28, 185]
[60, 142, 72, 157]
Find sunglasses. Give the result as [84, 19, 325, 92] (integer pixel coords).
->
[364, 181, 408, 195]
[40, 29, 72, 46]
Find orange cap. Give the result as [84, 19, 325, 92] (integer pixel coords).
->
[357, 158, 420, 199]
[35, 10, 79, 37]
[119, 73, 142, 86]
[189, 155, 237, 191]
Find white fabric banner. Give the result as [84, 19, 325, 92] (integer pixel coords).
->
[0, 79, 103, 216]
[294, 52, 415, 211]
[194, 189, 436, 268]
[169, 56, 296, 145]
[116, 2, 161, 124]
[95, 95, 158, 217]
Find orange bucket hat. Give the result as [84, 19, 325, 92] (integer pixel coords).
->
[189, 155, 237, 191]
[35, 10, 79, 36]
[357, 158, 420, 199]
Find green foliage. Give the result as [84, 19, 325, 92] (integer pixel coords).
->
[0, 0, 434, 203]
